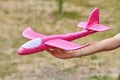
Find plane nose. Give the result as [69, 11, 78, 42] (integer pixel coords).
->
[18, 38, 42, 55]
[18, 47, 26, 55]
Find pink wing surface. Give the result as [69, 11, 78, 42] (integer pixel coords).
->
[45, 39, 89, 50]
[23, 27, 46, 40]
[88, 24, 110, 31]
[77, 22, 87, 29]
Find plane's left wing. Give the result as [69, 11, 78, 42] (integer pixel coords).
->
[45, 39, 90, 50]
[23, 27, 46, 40]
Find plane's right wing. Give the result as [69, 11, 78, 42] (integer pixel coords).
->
[23, 27, 46, 40]
[45, 39, 90, 50]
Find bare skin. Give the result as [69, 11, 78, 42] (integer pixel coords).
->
[47, 33, 120, 59]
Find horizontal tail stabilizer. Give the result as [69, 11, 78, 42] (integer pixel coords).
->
[77, 22, 87, 29]
[78, 22, 110, 31]
[88, 24, 110, 31]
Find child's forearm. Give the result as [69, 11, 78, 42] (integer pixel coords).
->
[48, 33, 120, 59]
[74, 36, 120, 57]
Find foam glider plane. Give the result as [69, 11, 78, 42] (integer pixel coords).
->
[18, 8, 110, 55]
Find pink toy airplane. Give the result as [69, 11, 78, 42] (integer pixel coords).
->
[18, 8, 110, 55]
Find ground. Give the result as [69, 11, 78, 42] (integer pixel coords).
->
[0, 0, 120, 80]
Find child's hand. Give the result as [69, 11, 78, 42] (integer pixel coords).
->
[47, 33, 120, 59]
[47, 48, 79, 59]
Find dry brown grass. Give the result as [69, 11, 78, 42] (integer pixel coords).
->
[0, 0, 119, 80]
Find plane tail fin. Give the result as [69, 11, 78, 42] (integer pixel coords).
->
[78, 8, 110, 31]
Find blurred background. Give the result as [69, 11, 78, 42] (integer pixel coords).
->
[0, 0, 120, 80]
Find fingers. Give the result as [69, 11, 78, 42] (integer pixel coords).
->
[47, 48, 60, 58]
[47, 49, 56, 56]
[47, 49, 54, 53]
[47, 48, 63, 54]
[47, 47, 78, 59]
[47, 48, 68, 59]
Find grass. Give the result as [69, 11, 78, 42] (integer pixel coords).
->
[88, 75, 117, 80]
[52, 10, 81, 19]
[0, 0, 120, 80]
